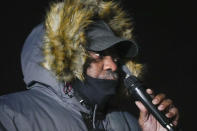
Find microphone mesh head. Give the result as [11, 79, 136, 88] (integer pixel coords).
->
[124, 75, 142, 94]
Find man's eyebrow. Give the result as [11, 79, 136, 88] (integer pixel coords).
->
[88, 49, 119, 58]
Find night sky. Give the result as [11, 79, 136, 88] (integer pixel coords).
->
[1, 0, 195, 130]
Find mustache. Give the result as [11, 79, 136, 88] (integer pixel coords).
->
[102, 70, 119, 80]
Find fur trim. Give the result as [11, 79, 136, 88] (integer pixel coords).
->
[42, 0, 142, 82]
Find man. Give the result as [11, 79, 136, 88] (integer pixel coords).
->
[0, 0, 179, 131]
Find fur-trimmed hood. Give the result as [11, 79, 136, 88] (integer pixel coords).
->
[42, 0, 142, 82]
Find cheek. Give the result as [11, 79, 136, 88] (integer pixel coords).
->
[86, 62, 103, 78]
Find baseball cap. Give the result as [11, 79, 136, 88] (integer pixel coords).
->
[86, 20, 138, 58]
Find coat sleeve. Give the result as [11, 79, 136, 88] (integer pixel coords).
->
[0, 103, 17, 131]
[0, 115, 17, 131]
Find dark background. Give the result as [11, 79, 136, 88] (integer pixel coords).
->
[1, 0, 195, 130]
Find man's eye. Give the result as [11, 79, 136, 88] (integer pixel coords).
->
[113, 57, 120, 63]
[92, 53, 103, 59]
[95, 52, 104, 58]
[95, 53, 100, 57]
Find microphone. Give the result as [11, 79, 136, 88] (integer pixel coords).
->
[124, 75, 176, 131]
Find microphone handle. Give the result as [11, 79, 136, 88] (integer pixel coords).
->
[124, 76, 176, 131]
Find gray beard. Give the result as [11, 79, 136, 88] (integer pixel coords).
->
[99, 70, 119, 80]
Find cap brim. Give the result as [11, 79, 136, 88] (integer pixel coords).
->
[87, 36, 138, 58]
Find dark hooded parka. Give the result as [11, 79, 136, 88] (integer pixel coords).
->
[0, 0, 142, 130]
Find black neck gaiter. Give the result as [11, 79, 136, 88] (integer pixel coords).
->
[72, 75, 119, 108]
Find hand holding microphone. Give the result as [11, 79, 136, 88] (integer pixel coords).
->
[124, 75, 179, 131]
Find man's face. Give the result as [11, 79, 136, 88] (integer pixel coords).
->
[86, 48, 120, 80]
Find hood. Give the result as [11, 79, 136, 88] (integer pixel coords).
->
[21, 24, 63, 94]
[41, 0, 143, 83]
[21, 0, 143, 91]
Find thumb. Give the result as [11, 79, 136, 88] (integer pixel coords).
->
[135, 101, 149, 119]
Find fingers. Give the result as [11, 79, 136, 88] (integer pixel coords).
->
[145, 88, 179, 126]
[158, 99, 173, 111]
[146, 88, 154, 98]
[145, 89, 169, 111]
[166, 106, 179, 126]
[152, 93, 166, 105]
[135, 101, 147, 113]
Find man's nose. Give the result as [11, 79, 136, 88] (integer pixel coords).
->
[103, 56, 117, 71]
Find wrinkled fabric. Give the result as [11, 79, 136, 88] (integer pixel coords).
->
[0, 24, 141, 131]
